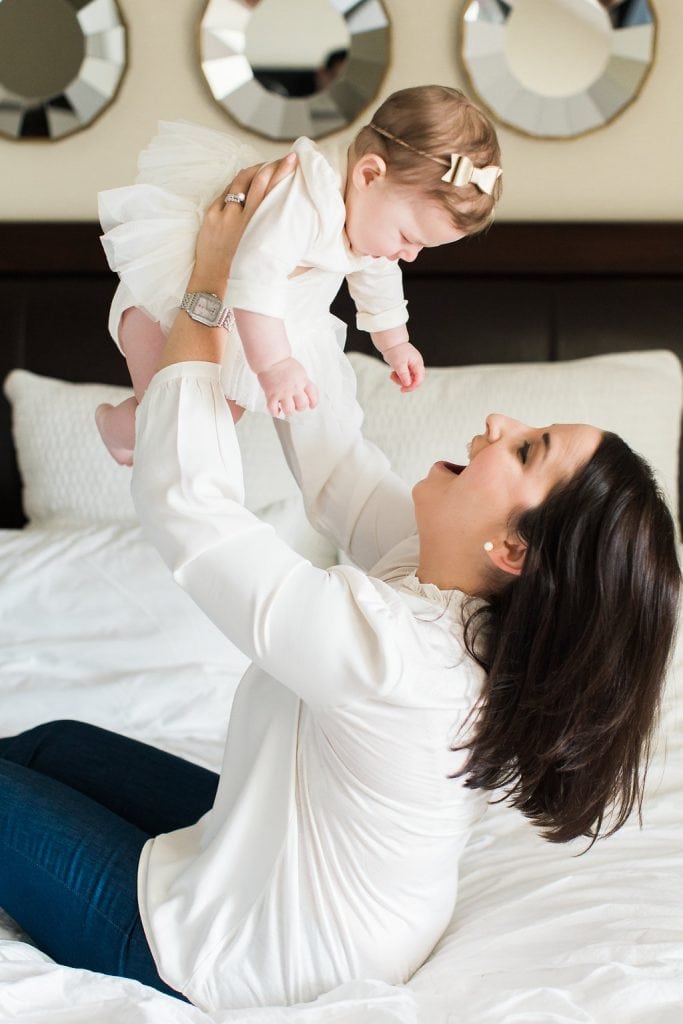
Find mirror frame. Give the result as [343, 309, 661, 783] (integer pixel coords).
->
[459, 0, 658, 141]
[197, 0, 392, 142]
[0, 0, 128, 143]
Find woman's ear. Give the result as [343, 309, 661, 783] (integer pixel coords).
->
[485, 535, 527, 577]
[351, 152, 388, 191]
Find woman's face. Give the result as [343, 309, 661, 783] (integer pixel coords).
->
[413, 414, 603, 583]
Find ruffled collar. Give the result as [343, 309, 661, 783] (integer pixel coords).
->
[396, 569, 460, 612]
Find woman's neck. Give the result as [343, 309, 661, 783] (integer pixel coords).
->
[416, 554, 482, 596]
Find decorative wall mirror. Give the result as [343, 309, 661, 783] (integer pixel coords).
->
[0, 0, 127, 142]
[460, 0, 657, 139]
[199, 0, 391, 141]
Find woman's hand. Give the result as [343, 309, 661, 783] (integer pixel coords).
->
[158, 154, 297, 371]
[189, 153, 298, 295]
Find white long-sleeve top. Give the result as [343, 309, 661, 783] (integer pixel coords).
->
[131, 362, 486, 1012]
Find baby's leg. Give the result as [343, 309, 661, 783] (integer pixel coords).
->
[95, 308, 166, 465]
[120, 306, 167, 402]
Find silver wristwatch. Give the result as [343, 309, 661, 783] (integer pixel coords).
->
[180, 292, 235, 331]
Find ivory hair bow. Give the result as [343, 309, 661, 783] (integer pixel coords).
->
[441, 153, 502, 195]
[368, 124, 502, 196]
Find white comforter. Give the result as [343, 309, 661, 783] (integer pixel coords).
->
[0, 522, 681, 1024]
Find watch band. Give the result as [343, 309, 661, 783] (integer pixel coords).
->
[180, 292, 235, 331]
[216, 306, 235, 331]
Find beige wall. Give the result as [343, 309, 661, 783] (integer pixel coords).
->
[2, 0, 681, 222]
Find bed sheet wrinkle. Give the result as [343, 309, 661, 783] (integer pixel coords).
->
[0, 524, 248, 770]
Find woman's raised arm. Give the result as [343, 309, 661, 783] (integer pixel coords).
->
[152, 155, 417, 572]
[131, 157, 413, 709]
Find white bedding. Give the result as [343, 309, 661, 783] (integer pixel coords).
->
[0, 521, 681, 1024]
[2, 350, 682, 1022]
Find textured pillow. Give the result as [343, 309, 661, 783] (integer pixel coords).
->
[348, 350, 682, 519]
[3, 369, 299, 525]
[7, 351, 681, 529]
[4, 370, 137, 525]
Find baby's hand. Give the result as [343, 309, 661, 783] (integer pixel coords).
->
[383, 341, 425, 393]
[257, 357, 319, 417]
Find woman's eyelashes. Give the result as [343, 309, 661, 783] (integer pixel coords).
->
[518, 440, 531, 465]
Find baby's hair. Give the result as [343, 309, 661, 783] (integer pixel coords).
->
[354, 85, 502, 235]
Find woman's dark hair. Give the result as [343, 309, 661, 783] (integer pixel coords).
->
[457, 432, 681, 846]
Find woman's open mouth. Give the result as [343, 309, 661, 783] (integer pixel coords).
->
[443, 462, 465, 475]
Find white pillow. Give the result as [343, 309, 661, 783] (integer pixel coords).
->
[2, 369, 300, 524]
[4, 370, 138, 525]
[348, 350, 682, 520]
[7, 351, 681, 531]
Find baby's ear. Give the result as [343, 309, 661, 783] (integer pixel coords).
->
[352, 152, 388, 190]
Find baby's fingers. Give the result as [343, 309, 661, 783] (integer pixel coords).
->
[391, 365, 413, 389]
[267, 395, 284, 418]
[291, 382, 318, 413]
[390, 369, 420, 393]
[279, 394, 296, 417]
[408, 359, 425, 389]
[400, 353, 426, 391]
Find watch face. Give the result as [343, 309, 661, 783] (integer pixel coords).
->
[194, 294, 221, 321]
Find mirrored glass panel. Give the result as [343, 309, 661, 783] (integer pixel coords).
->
[0, 0, 127, 142]
[460, 0, 656, 139]
[199, 0, 390, 141]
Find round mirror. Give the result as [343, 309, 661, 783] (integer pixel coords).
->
[0, 0, 127, 142]
[460, 0, 657, 139]
[199, 0, 390, 141]
[246, 0, 350, 98]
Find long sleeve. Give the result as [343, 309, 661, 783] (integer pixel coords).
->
[274, 374, 417, 572]
[345, 258, 409, 334]
[131, 362, 407, 710]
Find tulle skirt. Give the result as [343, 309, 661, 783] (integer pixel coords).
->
[99, 122, 352, 413]
[99, 122, 262, 336]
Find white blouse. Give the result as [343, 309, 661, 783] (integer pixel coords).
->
[131, 362, 486, 1012]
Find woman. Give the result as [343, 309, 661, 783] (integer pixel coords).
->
[0, 158, 679, 1012]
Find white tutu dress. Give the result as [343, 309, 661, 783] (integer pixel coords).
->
[98, 122, 409, 414]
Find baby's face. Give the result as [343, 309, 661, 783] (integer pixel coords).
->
[344, 177, 466, 262]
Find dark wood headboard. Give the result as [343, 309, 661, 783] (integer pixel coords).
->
[1, 222, 682, 528]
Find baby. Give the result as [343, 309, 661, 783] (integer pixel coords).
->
[97, 85, 502, 463]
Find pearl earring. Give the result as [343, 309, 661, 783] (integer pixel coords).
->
[483, 541, 494, 552]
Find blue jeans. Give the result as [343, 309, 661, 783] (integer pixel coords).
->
[0, 720, 219, 1001]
